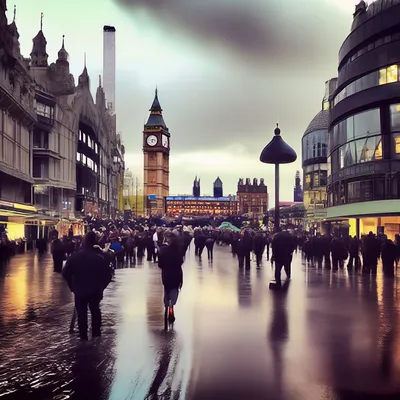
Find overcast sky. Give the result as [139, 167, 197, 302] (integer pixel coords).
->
[11, 0, 356, 205]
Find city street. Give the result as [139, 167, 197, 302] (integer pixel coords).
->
[1, 247, 400, 400]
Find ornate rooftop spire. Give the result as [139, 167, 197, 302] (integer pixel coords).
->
[145, 88, 168, 130]
[150, 86, 162, 112]
[31, 12, 48, 67]
[57, 35, 69, 62]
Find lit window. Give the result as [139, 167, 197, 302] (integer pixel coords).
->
[379, 68, 387, 85]
[395, 137, 400, 154]
[375, 140, 383, 159]
[387, 65, 398, 83]
[323, 101, 330, 111]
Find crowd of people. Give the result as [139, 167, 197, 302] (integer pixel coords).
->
[300, 231, 400, 277]
[2, 214, 400, 338]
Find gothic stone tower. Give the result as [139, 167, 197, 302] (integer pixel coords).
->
[143, 89, 170, 214]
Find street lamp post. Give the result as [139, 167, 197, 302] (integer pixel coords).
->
[260, 124, 297, 233]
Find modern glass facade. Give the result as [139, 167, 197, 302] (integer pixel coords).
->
[326, 0, 400, 238]
[302, 79, 337, 231]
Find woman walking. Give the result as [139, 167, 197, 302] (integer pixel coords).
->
[158, 231, 183, 328]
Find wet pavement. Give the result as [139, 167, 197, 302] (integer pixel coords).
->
[1, 247, 400, 399]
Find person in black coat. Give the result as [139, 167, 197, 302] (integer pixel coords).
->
[237, 230, 252, 269]
[62, 232, 112, 340]
[272, 230, 295, 286]
[158, 232, 183, 325]
[253, 232, 265, 267]
[51, 239, 65, 273]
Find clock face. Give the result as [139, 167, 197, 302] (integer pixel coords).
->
[147, 135, 158, 147]
[162, 134, 169, 148]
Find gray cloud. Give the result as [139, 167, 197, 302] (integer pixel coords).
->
[113, 0, 350, 68]
[112, 0, 353, 200]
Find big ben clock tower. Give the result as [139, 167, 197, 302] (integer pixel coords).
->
[143, 89, 170, 215]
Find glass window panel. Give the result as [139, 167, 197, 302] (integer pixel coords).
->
[348, 181, 361, 203]
[313, 172, 319, 187]
[390, 104, 400, 130]
[346, 116, 354, 141]
[354, 109, 380, 138]
[392, 133, 400, 158]
[348, 81, 356, 96]
[387, 65, 398, 83]
[361, 180, 372, 201]
[379, 68, 387, 85]
[355, 135, 382, 163]
[340, 142, 356, 168]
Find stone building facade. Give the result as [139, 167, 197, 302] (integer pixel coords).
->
[0, 1, 124, 240]
[0, 2, 37, 239]
[237, 178, 268, 217]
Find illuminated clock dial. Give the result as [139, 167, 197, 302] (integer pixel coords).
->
[162, 134, 169, 148]
[147, 135, 158, 147]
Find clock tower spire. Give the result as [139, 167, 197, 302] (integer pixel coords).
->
[143, 88, 170, 215]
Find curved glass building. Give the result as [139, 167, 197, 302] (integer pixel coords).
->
[326, 0, 400, 238]
[302, 79, 336, 232]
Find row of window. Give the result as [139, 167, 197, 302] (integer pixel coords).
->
[36, 102, 55, 120]
[76, 152, 98, 173]
[329, 135, 383, 173]
[342, 32, 400, 67]
[79, 130, 99, 154]
[304, 170, 328, 190]
[302, 130, 328, 162]
[334, 65, 399, 106]
[329, 108, 381, 152]
[328, 177, 389, 207]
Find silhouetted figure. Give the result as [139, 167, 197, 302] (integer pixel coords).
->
[62, 232, 112, 340]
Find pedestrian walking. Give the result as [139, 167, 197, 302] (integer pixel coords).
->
[158, 231, 183, 328]
[62, 231, 112, 340]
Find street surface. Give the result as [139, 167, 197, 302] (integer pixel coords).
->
[1, 247, 400, 399]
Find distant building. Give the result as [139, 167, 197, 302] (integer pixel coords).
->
[213, 177, 223, 198]
[237, 178, 268, 216]
[193, 176, 201, 197]
[165, 195, 238, 216]
[293, 171, 304, 202]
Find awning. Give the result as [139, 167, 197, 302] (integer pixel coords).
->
[326, 200, 400, 220]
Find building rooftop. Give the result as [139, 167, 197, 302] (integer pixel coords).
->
[351, 0, 400, 32]
[303, 110, 329, 137]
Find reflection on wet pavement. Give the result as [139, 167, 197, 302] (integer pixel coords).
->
[1, 248, 400, 399]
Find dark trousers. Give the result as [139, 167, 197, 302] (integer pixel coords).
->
[348, 254, 360, 269]
[74, 293, 102, 339]
[255, 252, 263, 266]
[125, 248, 135, 263]
[206, 247, 213, 260]
[53, 257, 63, 273]
[238, 252, 251, 268]
[275, 261, 291, 285]
[147, 246, 155, 261]
[198, 245, 205, 258]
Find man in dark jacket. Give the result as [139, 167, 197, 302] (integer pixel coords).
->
[62, 232, 112, 340]
[158, 232, 183, 325]
[272, 230, 295, 286]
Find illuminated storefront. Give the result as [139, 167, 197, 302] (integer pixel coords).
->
[326, 0, 400, 238]
[165, 196, 238, 216]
